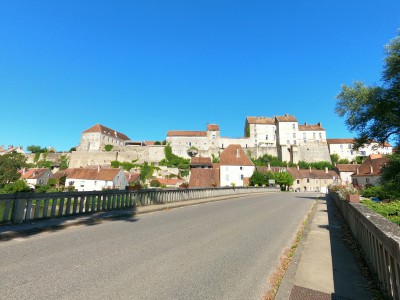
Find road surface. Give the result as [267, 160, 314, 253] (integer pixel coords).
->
[0, 192, 316, 300]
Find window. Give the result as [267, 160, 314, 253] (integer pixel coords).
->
[319, 133, 322, 139]
[292, 123, 295, 130]
[240, 167, 243, 170]
[240, 174, 244, 180]
[313, 133, 316, 140]
[293, 133, 296, 138]
[366, 178, 371, 184]
[293, 140, 296, 145]
[297, 180, 300, 184]
[94, 181, 97, 186]
[303, 133, 306, 139]
[307, 179, 310, 183]
[266, 135, 268, 140]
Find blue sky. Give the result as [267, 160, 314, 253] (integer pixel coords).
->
[1, 1, 399, 151]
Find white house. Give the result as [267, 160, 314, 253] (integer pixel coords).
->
[351, 154, 389, 187]
[219, 144, 255, 187]
[327, 139, 393, 162]
[57, 167, 128, 191]
[77, 124, 131, 151]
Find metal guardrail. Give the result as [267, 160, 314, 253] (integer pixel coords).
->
[330, 192, 400, 300]
[0, 187, 276, 225]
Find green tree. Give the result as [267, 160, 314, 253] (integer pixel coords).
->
[330, 154, 340, 164]
[1, 179, 31, 194]
[336, 33, 400, 195]
[27, 145, 47, 153]
[273, 171, 295, 191]
[0, 153, 27, 186]
[59, 155, 69, 170]
[139, 162, 158, 183]
[250, 171, 268, 186]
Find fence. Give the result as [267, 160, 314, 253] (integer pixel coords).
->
[330, 192, 400, 300]
[0, 186, 276, 225]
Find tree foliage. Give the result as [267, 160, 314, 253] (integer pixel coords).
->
[0, 179, 31, 194]
[27, 145, 48, 153]
[250, 171, 268, 186]
[273, 171, 295, 191]
[336, 34, 400, 147]
[159, 144, 190, 177]
[336, 33, 400, 194]
[104, 144, 113, 151]
[0, 153, 27, 186]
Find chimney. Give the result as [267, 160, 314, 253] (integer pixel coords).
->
[318, 122, 322, 127]
[236, 148, 240, 158]
[297, 165, 299, 171]
[370, 164, 373, 174]
[309, 166, 312, 172]
[305, 122, 308, 126]
[324, 167, 328, 174]
[97, 165, 101, 172]
[356, 167, 359, 175]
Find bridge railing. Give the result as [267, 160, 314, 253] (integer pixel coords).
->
[0, 186, 276, 225]
[330, 192, 400, 300]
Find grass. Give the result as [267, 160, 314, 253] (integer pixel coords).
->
[360, 199, 400, 226]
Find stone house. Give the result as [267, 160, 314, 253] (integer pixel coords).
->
[20, 168, 53, 188]
[219, 144, 254, 187]
[77, 124, 131, 151]
[286, 166, 339, 193]
[351, 154, 389, 187]
[55, 167, 128, 191]
[334, 164, 359, 184]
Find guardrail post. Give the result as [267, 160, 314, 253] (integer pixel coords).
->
[12, 192, 27, 224]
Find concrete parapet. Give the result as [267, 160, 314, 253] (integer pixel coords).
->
[330, 192, 400, 299]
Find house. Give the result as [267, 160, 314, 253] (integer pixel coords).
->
[351, 154, 389, 187]
[125, 172, 140, 185]
[219, 144, 254, 187]
[190, 157, 213, 169]
[151, 178, 185, 188]
[77, 124, 131, 151]
[286, 166, 339, 193]
[334, 164, 359, 184]
[54, 167, 128, 191]
[327, 139, 393, 162]
[20, 168, 53, 188]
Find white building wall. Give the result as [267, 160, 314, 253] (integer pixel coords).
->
[249, 124, 276, 147]
[66, 178, 112, 191]
[220, 165, 254, 187]
[277, 122, 298, 146]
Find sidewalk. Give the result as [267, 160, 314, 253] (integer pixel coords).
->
[277, 195, 376, 300]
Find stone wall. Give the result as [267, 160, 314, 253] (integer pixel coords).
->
[298, 143, 331, 163]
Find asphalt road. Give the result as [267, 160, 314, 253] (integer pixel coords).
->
[0, 192, 316, 300]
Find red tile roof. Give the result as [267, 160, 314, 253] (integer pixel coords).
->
[83, 124, 130, 140]
[207, 124, 220, 131]
[275, 115, 298, 122]
[54, 168, 121, 181]
[125, 172, 140, 183]
[335, 164, 359, 172]
[167, 131, 207, 137]
[21, 168, 51, 179]
[153, 178, 184, 186]
[352, 154, 389, 177]
[298, 124, 324, 131]
[220, 145, 254, 166]
[190, 157, 212, 167]
[189, 168, 220, 188]
[246, 116, 275, 125]
[327, 138, 354, 144]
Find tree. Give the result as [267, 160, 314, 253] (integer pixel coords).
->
[330, 154, 340, 164]
[0, 179, 31, 194]
[27, 145, 47, 153]
[250, 171, 268, 186]
[336, 33, 400, 195]
[273, 171, 295, 191]
[0, 153, 27, 186]
[59, 155, 69, 170]
[336, 34, 400, 147]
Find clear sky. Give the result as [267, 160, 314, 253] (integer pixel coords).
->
[1, 1, 399, 151]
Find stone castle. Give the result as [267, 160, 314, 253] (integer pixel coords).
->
[68, 115, 331, 168]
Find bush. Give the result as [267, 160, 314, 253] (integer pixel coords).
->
[150, 180, 161, 187]
[361, 186, 398, 200]
[361, 199, 400, 226]
[104, 144, 113, 151]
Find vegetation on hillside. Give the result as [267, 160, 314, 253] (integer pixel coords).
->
[159, 144, 190, 177]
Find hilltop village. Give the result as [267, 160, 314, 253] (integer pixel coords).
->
[1, 114, 393, 192]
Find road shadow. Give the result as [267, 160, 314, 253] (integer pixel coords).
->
[323, 195, 378, 299]
[0, 206, 138, 241]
